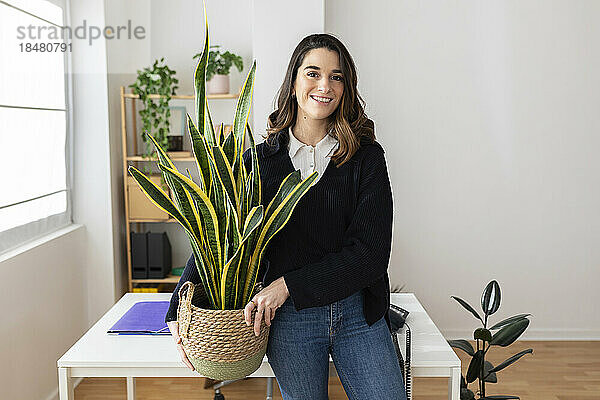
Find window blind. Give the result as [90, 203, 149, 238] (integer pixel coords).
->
[0, 0, 72, 253]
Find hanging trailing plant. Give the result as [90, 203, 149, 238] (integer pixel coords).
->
[129, 58, 179, 158]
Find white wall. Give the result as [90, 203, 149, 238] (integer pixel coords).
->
[103, 0, 152, 302]
[251, 0, 325, 133]
[70, 0, 120, 325]
[0, 226, 86, 400]
[326, 0, 600, 339]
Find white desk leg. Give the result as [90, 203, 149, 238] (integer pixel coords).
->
[127, 377, 136, 400]
[448, 367, 460, 400]
[58, 367, 74, 400]
[266, 377, 274, 400]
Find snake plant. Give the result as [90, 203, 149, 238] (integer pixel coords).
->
[128, 6, 317, 310]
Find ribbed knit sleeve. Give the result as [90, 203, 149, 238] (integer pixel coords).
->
[164, 253, 200, 322]
[282, 144, 394, 310]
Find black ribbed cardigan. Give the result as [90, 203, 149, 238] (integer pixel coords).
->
[165, 128, 394, 332]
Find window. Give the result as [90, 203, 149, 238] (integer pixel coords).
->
[0, 0, 71, 253]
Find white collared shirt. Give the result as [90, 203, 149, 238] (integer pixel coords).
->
[288, 127, 339, 184]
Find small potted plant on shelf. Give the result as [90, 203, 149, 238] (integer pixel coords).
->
[127, 3, 318, 380]
[194, 45, 243, 94]
[448, 280, 534, 400]
[129, 58, 179, 159]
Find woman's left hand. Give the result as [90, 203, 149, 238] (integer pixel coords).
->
[244, 276, 289, 336]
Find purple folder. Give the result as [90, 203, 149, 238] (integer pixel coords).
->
[108, 301, 171, 335]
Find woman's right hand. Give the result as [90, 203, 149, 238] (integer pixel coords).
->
[167, 321, 194, 371]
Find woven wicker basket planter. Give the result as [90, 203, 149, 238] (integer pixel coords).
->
[177, 281, 269, 380]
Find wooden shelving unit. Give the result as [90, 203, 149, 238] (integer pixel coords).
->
[122, 92, 239, 100]
[131, 275, 181, 284]
[126, 155, 196, 162]
[120, 85, 239, 291]
[129, 218, 178, 223]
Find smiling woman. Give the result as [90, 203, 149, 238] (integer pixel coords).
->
[166, 33, 405, 399]
[293, 48, 345, 120]
[266, 34, 374, 167]
[255, 33, 405, 400]
[257, 33, 406, 399]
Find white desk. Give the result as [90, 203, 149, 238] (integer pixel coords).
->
[57, 293, 460, 399]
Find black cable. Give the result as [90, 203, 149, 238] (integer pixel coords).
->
[404, 324, 412, 400]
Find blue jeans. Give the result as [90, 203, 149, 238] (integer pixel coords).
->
[266, 289, 407, 400]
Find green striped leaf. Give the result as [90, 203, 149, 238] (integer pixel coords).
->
[243, 171, 253, 219]
[242, 205, 263, 240]
[166, 172, 204, 246]
[193, 3, 213, 146]
[238, 168, 248, 227]
[205, 101, 216, 147]
[235, 195, 261, 307]
[232, 61, 256, 159]
[222, 205, 263, 309]
[143, 132, 204, 243]
[143, 130, 175, 169]
[221, 244, 244, 309]
[158, 163, 222, 274]
[187, 113, 211, 192]
[263, 168, 301, 222]
[128, 165, 188, 230]
[225, 191, 241, 260]
[188, 232, 219, 309]
[216, 123, 224, 146]
[222, 131, 237, 167]
[203, 146, 228, 270]
[246, 123, 261, 207]
[212, 145, 238, 209]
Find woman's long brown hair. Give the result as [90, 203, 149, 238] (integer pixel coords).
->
[266, 33, 374, 167]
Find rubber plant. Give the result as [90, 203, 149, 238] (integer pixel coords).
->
[129, 58, 179, 159]
[448, 280, 533, 400]
[127, 15, 317, 311]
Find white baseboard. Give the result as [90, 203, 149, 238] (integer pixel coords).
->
[45, 377, 83, 400]
[443, 328, 600, 341]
